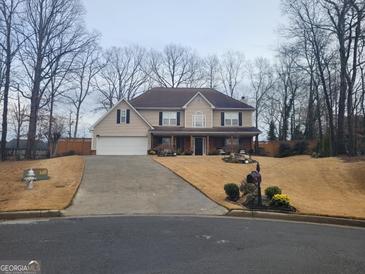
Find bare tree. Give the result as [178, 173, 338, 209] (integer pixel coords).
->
[320, 0, 365, 154]
[19, 0, 87, 159]
[276, 46, 302, 141]
[203, 55, 220, 89]
[96, 45, 148, 110]
[0, 0, 22, 160]
[148, 44, 201, 88]
[220, 51, 245, 98]
[43, 42, 80, 157]
[248, 57, 275, 149]
[63, 40, 102, 137]
[10, 91, 27, 150]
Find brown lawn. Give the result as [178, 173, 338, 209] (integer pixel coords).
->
[154, 155, 365, 219]
[0, 156, 84, 212]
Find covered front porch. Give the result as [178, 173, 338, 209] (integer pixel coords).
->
[151, 134, 254, 155]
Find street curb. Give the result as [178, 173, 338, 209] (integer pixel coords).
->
[0, 210, 61, 220]
[226, 209, 365, 228]
[63, 157, 86, 210]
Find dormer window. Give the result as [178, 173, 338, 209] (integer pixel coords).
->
[192, 111, 206, 128]
[224, 112, 239, 126]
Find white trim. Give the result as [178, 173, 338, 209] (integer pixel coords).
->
[120, 109, 127, 124]
[90, 98, 154, 130]
[182, 92, 215, 109]
[192, 111, 206, 128]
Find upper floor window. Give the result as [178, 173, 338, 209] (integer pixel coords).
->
[192, 111, 206, 128]
[163, 112, 177, 126]
[120, 109, 127, 123]
[225, 112, 239, 126]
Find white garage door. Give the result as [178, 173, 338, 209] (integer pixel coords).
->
[96, 136, 148, 155]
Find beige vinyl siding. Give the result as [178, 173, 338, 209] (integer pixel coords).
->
[185, 94, 213, 128]
[213, 110, 253, 127]
[138, 110, 185, 127]
[93, 101, 150, 138]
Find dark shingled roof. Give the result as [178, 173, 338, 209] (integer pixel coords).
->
[130, 87, 255, 109]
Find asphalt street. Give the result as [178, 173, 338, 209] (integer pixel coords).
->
[0, 215, 364, 274]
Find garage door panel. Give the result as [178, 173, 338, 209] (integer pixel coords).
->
[96, 137, 148, 155]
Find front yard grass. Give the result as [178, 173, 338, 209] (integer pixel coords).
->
[154, 155, 365, 219]
[0, 156, 84, 212]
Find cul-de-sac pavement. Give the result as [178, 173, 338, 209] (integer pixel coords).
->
[1, 156, 365, 274]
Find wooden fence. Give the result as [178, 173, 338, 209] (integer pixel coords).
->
[55, 138, 93, 156]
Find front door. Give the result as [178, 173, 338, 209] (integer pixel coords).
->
[194, 137, 203, 155]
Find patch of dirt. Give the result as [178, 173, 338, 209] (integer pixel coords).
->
[0, 156, 84, 212]
[154, 155, 365, 219]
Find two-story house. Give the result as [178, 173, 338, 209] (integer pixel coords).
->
[91, 87, 260, 155]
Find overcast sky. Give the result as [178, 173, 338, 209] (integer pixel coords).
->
[82, 0, 285, 59]
[77, 0, 286, 137]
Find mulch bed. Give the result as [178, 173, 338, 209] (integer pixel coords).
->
[226, 196, 297, 213]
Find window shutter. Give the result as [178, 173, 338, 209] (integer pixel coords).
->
[238, 112, 242, 126]
[126, 109, 130, 124]
[116, 109, 121, 124]
[177, 112, 180, 126]
[159, 112, 163, 126]
[221, 112, 225, 126]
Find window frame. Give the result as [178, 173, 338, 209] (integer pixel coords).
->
[224, 112, 239, 127]
[120, 109, 127, 124]
[162, 112, 177, 126]
[192, 111, 206, 128]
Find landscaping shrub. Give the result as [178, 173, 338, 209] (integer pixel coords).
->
[62, 150, 76, 156]
[147, 149, 156, 155]
[224, 183, 240, 201]
[293, 141, 308, 155]
[183, 150, 193, 155]
[208, 150, 219, 155]
[270, 194, 290, 207]
[276, 143, 292, 157]
[264, 186, 282, 199]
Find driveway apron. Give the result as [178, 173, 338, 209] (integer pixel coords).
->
[64, 156, 226, 216]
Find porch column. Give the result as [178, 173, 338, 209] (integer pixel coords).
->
[206, 136, 210, 155]
[150, 134, 154, 150]
[190, 135, 193, 152]
[230, 135, 234, 152]
[171, 136, 174, 150]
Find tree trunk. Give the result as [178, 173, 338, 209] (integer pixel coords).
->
[0, 24, 12, 161]
[305, 75, 315, 139]
[25, 68, 41, 159]
[336, 31, 348, 155]
[47, 92, 54, 158]
[73, 105, 80, 138]
[254, 112, 259, 151]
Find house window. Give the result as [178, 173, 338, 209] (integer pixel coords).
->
[224, 112, 239, 126]
[163, 112, 177, 126]
[120, 109, 127, 123]
[192, 111, 206, 127]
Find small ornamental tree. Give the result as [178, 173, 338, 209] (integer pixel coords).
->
[268, 120, 277, 141]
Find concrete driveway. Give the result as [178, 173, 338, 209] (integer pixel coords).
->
[64, 156, 226, 216]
